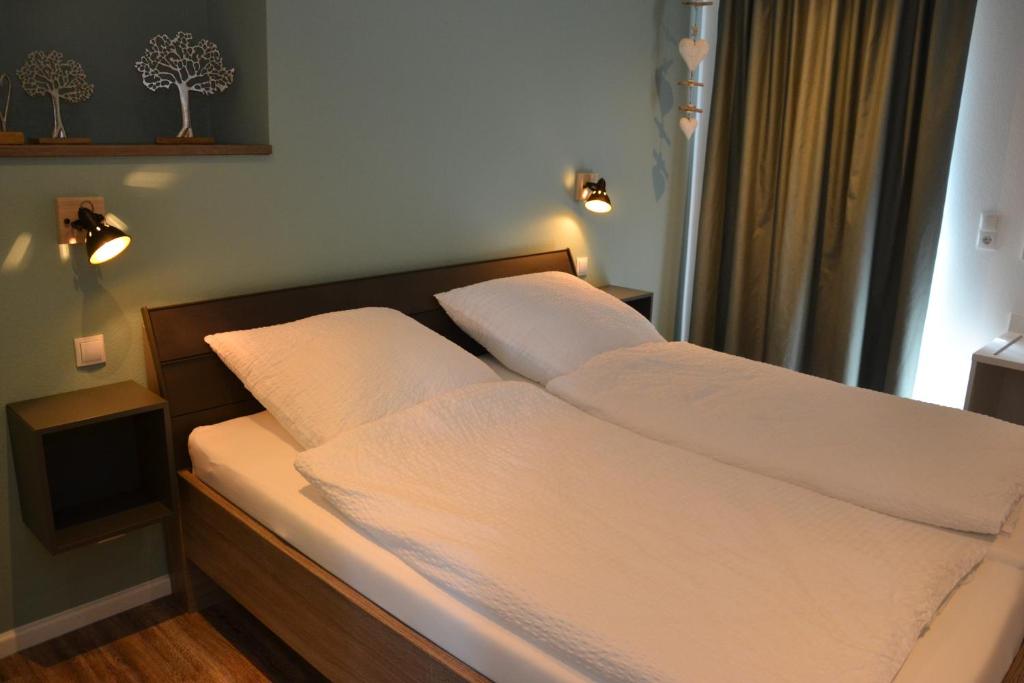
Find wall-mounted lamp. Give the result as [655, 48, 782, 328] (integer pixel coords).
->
[57, 197, 132, 265]
[575, 172, 612, 214]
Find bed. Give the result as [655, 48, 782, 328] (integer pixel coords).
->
[143, 249, 1024, 682]
[144, 250, 580, 681]
[190, 405, 1024, 683]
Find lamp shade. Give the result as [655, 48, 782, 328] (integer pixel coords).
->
[72, 206, 132, 264]
[86, 225, 132, 265]
[583, 178, 612, 214]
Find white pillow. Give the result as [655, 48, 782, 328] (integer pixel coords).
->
[435, 271, 665, 384]
[205, 307, 500, 449]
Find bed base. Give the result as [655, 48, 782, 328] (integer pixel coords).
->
[173, 469, 486, 682]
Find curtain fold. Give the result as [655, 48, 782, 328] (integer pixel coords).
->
[689, 0, 976, 395]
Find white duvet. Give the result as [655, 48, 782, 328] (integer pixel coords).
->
[296, 382, 986, 683]
[547, 342, 1024, 535]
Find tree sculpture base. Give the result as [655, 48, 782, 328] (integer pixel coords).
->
[156, 136, 215, 145]
[37, 137, 91, 144]
[0, 132, 26, 144]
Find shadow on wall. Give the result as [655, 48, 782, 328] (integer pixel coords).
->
[71, 250, 130, 374]
[6, 245, 143, 628]
[651, 0, 686, 203]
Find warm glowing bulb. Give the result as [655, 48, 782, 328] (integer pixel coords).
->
[89, 235, 132, 264]
[585, 198, 612, 213]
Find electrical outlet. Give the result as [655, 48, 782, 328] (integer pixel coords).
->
[977, 230, 997, 251]
[977, 212, 999, 251]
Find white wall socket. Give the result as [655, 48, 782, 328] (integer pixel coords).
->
[977, 212, 999, 251]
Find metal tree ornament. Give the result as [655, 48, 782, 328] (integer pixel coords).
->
[0, 73, 26, 144]
[16, 51, 94, 141]
[135, 32, 235, 142]
[0, 74, 11, 132]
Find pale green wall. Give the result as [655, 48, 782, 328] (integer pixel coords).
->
[0, 0, 689, 630]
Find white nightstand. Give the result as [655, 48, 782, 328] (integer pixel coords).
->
[965, 333, 1024, 426]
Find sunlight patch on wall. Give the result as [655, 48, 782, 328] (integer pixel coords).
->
[1, 234, 32, 273]
[123, 170, 178, 190]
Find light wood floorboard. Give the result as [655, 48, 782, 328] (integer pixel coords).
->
[3, 595, 1024, 681]
[0, 596, 325, 682]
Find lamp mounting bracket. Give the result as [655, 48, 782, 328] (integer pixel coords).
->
[57, 196, 105, 245]
[574, 172, 601, 201]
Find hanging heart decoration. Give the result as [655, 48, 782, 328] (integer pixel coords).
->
[679, 116, 698, 140]
[678, 38, 710, 72]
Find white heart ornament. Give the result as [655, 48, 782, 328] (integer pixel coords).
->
[679, 117, 698, 140]
[678, 38, 710, 72]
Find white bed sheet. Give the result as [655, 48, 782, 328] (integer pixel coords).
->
[479, 353, 536, 384]
[190, 411, 1024, 683]
[190, 410, 587, 683]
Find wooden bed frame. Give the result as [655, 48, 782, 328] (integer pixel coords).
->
[142, 249, 577, 681]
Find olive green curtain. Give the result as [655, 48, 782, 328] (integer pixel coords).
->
[689, 0, 976, 395]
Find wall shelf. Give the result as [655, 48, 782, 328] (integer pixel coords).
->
[6, 381, 176, 554]
[0, 144, 272, 159]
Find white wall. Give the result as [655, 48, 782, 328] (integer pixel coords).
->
[913, 0, 1024, 408]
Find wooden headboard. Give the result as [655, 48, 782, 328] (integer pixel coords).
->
[143, 248, 576, 467]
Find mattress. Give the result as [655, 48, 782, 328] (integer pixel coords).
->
[190, 411, 1024, 683]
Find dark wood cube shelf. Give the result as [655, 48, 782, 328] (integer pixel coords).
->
[7, 381, 175, 553]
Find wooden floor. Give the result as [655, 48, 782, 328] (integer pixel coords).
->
[1007, 644, 1024, 683]
[0, 597, 325, 682]
[2, 595, 1024, 682]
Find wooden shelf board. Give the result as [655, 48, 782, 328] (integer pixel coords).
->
[10, 381, 166, 432]
[599, 284, 653, 303]
[53, 500, 172, 552]
[0, 144, 272, 158]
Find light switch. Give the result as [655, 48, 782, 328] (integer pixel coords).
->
[576, 256, 590, 279]
[75, 334, 106, 368]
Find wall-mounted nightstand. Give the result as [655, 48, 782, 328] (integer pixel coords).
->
[966, 333, 1024, 426]
[7, 381, 176, 554]
[600, 285, 654, 321]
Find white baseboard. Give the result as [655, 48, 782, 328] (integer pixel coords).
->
[0, 575, 171, 659]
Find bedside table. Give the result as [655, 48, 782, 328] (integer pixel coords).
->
[966, 333, 1024, 426]
[7, 381, 176, 553]
[599, 285, 654, 321]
